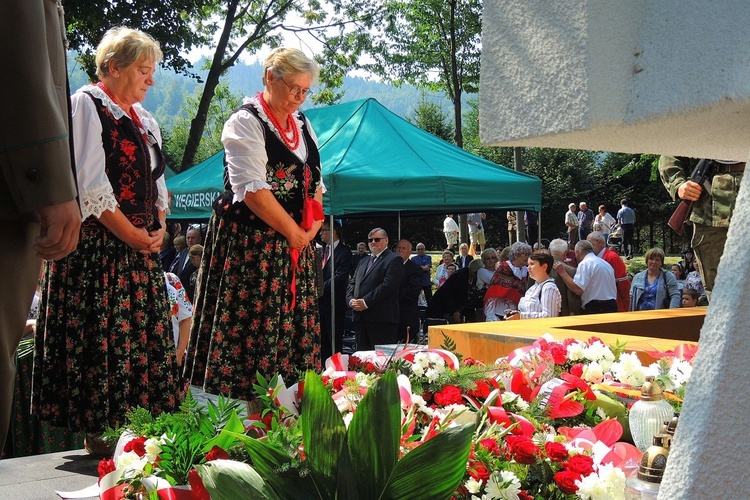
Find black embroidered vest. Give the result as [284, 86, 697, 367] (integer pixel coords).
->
[82, 92, 166, 229]
[214, 103, 321, 230]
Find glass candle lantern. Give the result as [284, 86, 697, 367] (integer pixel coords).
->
[628, 376, 674, 451]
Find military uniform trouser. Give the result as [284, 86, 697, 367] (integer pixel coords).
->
[692, 224, 727, 299]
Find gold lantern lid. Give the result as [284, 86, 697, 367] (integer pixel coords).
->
[637, 434, 671, 483]
[639, 376, 665, 401]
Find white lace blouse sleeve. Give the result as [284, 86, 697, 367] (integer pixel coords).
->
[221, 109, 272, 204]
[70, 92, 118, 220]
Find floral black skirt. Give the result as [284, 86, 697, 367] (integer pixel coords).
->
[32, 225, 182, 432]
[187, 212, 321, 399]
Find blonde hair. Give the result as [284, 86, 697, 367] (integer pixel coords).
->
[188, 244, 204, 257]
[95, 27, 162, 80]
[262, 47, 319, 86]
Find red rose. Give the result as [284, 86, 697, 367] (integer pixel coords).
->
[566, 454, 595, 476]
[569, 363, 584, 378]
[97, 458, 116, 481]
[332, 376, 347, 391]
[506, 435, 541, 465]
[434, 385, 464, 406]
[462, 357, 484, 366]
[553, 470, 581, 494]
[205, 445, 230, 461]
[468, 460, 491, 481]
[479, 438, 501, 456]
[123, 436, 147, 457]
[545, 441, 569, 462]
[518, 492, 534, 500]
[275, 170, 287, 179]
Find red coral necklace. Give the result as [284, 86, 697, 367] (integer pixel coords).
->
[258, 92, 300, 150]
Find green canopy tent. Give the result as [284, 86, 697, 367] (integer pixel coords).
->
[166, 98, 541, 220]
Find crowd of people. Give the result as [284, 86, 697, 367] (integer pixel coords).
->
[1, 6, 724, 462]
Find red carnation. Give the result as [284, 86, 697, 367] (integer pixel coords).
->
[506, 435, 541, 465]
[123, 436, 147, 457]
[434, 385, 464, 406]
[542, 342, 568, 365]
[553, 470, 581, 494]
[97, 458, 117, 481]
[566, 454, 595, 476]
[468, 380, 491, 399]
[518, 492, 534, 500]
[545, 441, 569, 462]
[570, 363, 584, 378]
[205, 445, 230, 462]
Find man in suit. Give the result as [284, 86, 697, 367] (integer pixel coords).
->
[170, 226, 201, 300]
[395, 239, 423, 344]
[455, 243, 474, 269]
[347, 228, 404, 351]
[319, 220, 352, 361]
[0, 0, 81, 452]
[350, 241, 369, 276]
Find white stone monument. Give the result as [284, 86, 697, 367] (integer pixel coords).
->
[480, 1, 750, 497]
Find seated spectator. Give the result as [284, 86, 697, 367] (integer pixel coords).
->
[164, 273, 192, 366]
[187, 244, 203, 301]
[505, 252, 562, 320]
[681, 247, 696, 275]
[173, 235, 187, 254]
[160, 231, 177, 272]
[548, 238, 583, 315]
[671, 263, 686, 291]
[434, 250, 455, 289]
[685, 269, 707, 303]
[630, 248, 681, 311]
[681, 288, 701, 308]
[477, 248, 499, 288]
[484, 242, 532, 321]
[426, 259, 485, 323]
[455, 243, 473, 269]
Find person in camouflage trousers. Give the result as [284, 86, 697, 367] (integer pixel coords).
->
[659, 155, 744, 299]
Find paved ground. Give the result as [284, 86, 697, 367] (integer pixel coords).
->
[0, 386, 243, 499]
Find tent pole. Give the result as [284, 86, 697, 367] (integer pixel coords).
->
[538, 210, 542, 247]
[398, 212, 402, 240]
[328, 213, 336, 361]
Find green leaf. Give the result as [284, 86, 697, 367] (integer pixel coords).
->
[196, 459, 280, 500]
[346, 371, 401, 500]
[203, 410, 245, 453]
[300, 371, 347, 499]
[384, 424, 474, 500]
[225, 431, 317, 499]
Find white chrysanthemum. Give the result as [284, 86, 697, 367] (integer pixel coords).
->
[567, 341, 587, 361]
[484, 470, 521, 500]
[611, 352, 647, 387]
[411, 363, 425, 377]
[669, 359, 693, 390]
[501, 391, 529, 411]
[116, 451, 148, 472]
[425, 367, 440, 382]
[576, 463, 626, 500]
[432, 353, 447, 369]
[582, 361, 604, 383]
[413, 352, 430, 367]
[465, 477, 484, 494]
[143, 438, 162, 462]
[411, 393, 426, 408]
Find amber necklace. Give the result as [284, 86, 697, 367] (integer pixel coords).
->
[258, 92, 300, 150]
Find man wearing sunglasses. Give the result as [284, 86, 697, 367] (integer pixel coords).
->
[347, 228, 404, 350]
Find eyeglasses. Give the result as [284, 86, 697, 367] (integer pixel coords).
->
[280, 78, 313, 98]
[368, 237, 384, 243]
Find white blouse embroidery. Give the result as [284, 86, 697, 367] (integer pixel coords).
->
[221, 95, 325, 204]
[71, 85, 169, 220]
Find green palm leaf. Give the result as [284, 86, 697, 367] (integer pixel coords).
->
[346, 371, 401, 500]
[385, 424, 474, 500]
[196, 459, 280, 500]
[300, 370, 348, 498]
